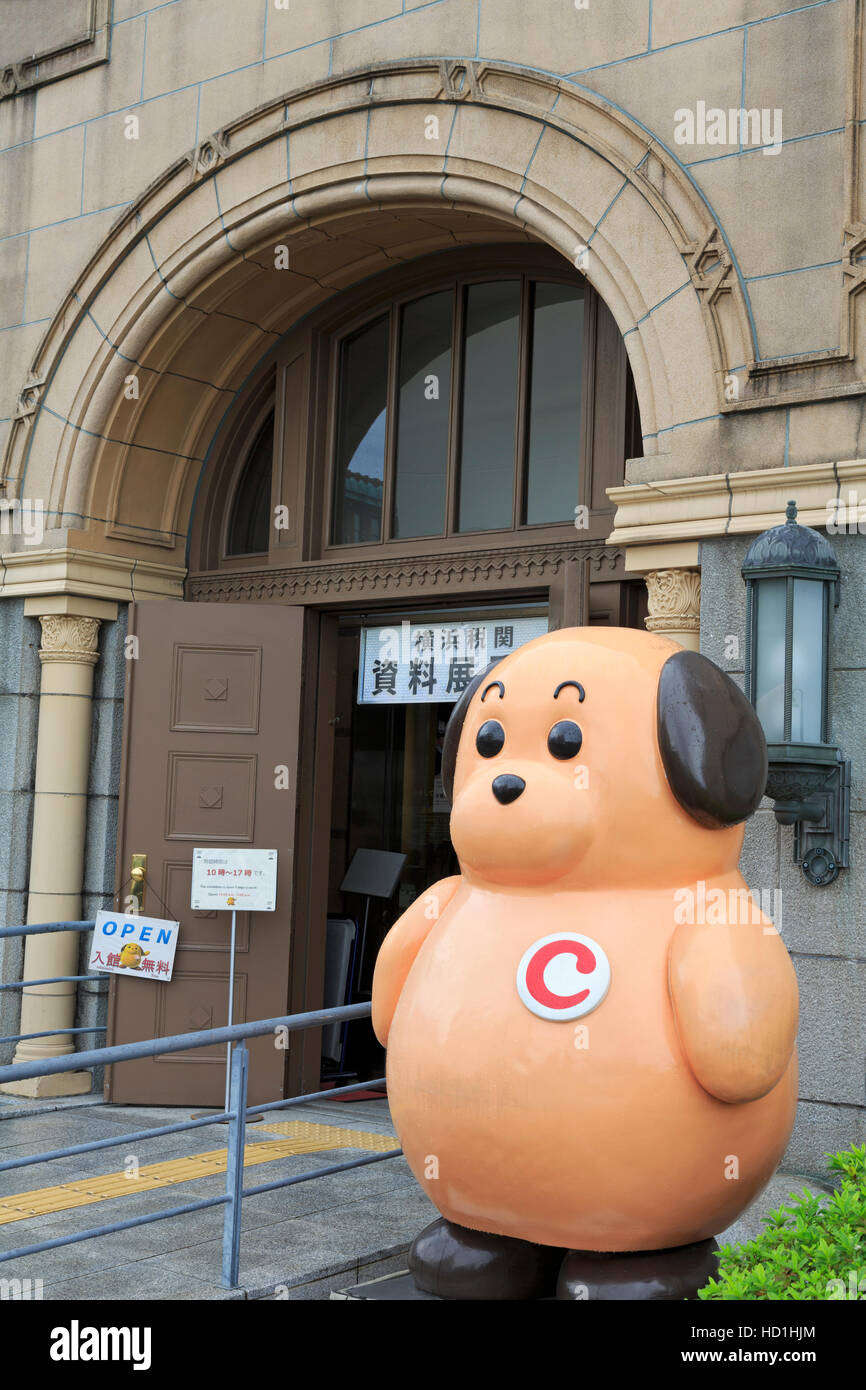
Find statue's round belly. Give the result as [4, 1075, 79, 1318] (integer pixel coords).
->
[385, 904, 797, 1250]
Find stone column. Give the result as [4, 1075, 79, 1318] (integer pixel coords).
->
[644, 569, 702, 651]
[0, 596, 116, 1098]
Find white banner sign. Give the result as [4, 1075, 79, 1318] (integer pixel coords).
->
[191, 847, 278, 912]
[88, 911, 180, 981]
[358, 615, 548, 704]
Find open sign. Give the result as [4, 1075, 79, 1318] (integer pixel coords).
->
[88, 911, 180, 981]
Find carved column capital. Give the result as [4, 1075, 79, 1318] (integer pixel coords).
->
[38, 614, 101, 665]
[644, 568, 701, 649]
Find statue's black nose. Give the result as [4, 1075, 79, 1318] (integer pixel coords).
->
[492, 774, 525, 805]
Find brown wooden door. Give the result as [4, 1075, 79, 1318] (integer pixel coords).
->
[106, 600, 304, 1107]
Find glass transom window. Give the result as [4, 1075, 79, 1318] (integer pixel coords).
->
[330, 271, 587, 546]
[226, 411, 274, 556]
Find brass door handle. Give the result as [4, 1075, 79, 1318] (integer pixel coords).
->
[130, 854, 147, 914]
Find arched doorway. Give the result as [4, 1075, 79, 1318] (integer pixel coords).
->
[3, 61, 736, 1104]
[108, 232, 646, 1105]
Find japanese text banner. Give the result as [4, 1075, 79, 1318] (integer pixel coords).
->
[358, 616, 549, 704]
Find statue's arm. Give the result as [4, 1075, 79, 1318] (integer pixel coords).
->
[371, 876, 462, 1046]
[668, 913, 798, 1103]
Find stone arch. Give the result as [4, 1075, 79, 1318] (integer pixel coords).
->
[2, 59, 754, 570]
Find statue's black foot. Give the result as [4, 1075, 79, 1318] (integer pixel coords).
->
[557, 1237, 720, 1300]
[409, 1217, 564, 1300]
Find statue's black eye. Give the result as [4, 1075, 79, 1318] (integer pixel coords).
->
[476, 720, 505, 758]
[548, 720, 582, 760]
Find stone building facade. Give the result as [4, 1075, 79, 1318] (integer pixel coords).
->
[0, 0, 862, 1169]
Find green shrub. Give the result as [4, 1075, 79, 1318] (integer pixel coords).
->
[698, 1144, 866, 1300]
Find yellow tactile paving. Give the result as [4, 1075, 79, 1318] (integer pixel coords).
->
[257, 1120, 397, 1152]
[0, 1121, 399, 1225]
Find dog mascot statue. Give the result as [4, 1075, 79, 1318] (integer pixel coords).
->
[372, 627, 798, 1300]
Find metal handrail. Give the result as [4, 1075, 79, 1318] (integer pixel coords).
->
[2, 1026, 106, 1044]
[0, 997, 399, 1290]
[0, 1001, 373, 1082]
[0, 920, 96, 938]
[0, 919, 105, 1048]
[0, 974, 108, 991]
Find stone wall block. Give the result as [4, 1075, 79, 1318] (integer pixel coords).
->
[142, 0, 265, 100]
[82, 88, 199, 214]
[783, 1099, 866, 1180]
[792, 956, 866, 1107]
[479, 0, 650, 73]
[266, 0, 400, 60]
[778, 812, 866, 958]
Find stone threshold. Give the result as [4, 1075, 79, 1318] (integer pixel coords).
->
[0, 1093, 104, 1122]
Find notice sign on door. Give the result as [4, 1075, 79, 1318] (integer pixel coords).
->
[88, 911, 180, 981]
[358, 615, 549, 704]
[191, 847, 278, 912]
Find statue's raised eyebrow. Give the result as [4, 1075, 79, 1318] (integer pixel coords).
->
[553, 680, 586, 702]
[481, 680, 505, 702]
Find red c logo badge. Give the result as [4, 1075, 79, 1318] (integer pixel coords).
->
[516, 932, 611, 1022]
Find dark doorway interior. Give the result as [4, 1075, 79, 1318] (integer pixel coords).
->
[325, 606, 542, 1084]
[320, 588, 647, 1087]
[322, 586, 647, 1084]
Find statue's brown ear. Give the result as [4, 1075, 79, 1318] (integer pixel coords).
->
[441, 659, 503, 805]
[657, 650, 768, 829]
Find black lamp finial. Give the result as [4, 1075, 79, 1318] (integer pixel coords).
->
[786, 499, 798, 523]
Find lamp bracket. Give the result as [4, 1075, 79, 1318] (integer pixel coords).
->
[778, 758, 851, 886]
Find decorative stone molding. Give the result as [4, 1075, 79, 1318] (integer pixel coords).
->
[0, 0, 110, 101]
[0, 64, 24, 100]
[13, 373, 46, 423]
[38, 614, 101, 666]
[644, 570, 701, 643]
[683, 227, 733, 307]
[188, 541, 622, 605]
[623, 541, 700, 575]
[188, 133, 231, 180]
[607, 458, 866, 548]
[1, 548, 186, 603]
[437, 59, 481, 102]
[842, 221, 866, 291]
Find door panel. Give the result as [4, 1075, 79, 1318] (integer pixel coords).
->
[589, 579, 647, 629]
[106, 601, 304, 1106]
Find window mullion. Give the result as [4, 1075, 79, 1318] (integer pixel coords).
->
[579, 285, 597, 519]
[267, 366, 286, 560]
[444, 281, 465, 537]
[380, 304, 401, 544]
[514, 275, 533, 530]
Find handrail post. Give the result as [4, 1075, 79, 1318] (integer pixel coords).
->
[221, 1040, 248, 1289]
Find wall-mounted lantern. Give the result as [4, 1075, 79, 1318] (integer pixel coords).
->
[742, 500, 849, 886]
